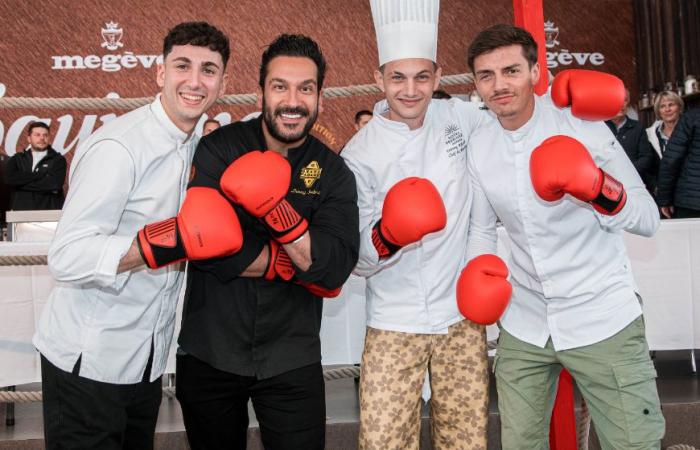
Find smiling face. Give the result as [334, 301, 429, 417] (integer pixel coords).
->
[259, 55, 322, 150]
[374, 58, 441, 130]
[157, 44, 227, 133]
[473, 44, 540, 131]
[658, 96, 681, 124]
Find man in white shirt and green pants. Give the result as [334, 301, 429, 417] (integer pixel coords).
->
[462, 23, 665, 449]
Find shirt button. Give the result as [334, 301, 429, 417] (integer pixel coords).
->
[643, 409, 650, 415]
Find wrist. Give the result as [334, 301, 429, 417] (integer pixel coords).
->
[371, 220, 401, 258]
[263, 198, 308, 243]
[591, 169, 626, 215]
[137, 217, 186, 269]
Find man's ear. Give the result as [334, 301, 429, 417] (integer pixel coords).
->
[156, 63, 165, 89]
[256, 87, 263, 110]
[318, 89, 324, 114]
[531, 62, 540, 87]
[218, 73, 228, 98]
[374, 69, 386, 93]
[433, 66, 442, 91]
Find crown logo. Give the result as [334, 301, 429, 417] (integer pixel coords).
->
[101, 21, 124, 51]
[544, 19, 560, 49]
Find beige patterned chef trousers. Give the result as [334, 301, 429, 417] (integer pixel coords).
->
[358, 319, 489, 450]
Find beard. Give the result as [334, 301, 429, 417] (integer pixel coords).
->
[262, 96, 319, 144]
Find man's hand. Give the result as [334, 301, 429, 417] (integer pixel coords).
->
[220, 150, 308, 244]
[530, 135, 627, 215]
[372, 177, 447, 257]
[137, 187, 243, 269]
[551, 69, 626, 121]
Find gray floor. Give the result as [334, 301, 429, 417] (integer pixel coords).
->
[1, 351, 699, 449]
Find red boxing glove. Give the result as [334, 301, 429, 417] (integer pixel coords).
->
[372, 177, 447, 258]
[530, 135, 626, 215]
[457, 254, 512, 325]
[137, 187, 243, 269]
[551, 69, 625, 121]
[264, 241, 341, 298]
[264, 240, 296, 282]
[220, 151, 308, 244]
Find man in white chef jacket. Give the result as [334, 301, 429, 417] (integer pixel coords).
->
[463, 24, 665, 450]
[342, 1, 491, 448]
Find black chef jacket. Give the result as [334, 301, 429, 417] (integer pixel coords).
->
[178, 116, 359, 379]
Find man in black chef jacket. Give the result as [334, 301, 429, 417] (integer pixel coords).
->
[175, 34, 360, 450]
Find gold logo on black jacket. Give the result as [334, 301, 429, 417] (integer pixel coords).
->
[300, 161, 322, 188]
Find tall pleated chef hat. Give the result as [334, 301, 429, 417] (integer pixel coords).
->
[370, 0, 440, 66]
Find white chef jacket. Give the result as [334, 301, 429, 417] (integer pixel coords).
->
[33, 95, 195, 384]
[466, 95, 660, 351]
[342, 99, 483, 334]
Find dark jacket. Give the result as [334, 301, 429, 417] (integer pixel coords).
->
[0, 154, 10, 225]
[178, 116, 360, 379]
[657, 109, 700, 209]
[605, 117, 659, 191]
[4, 146, 66, 210]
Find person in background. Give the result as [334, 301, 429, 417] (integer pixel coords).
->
[4, 122, 66, 211]
[354, 109, 373, 131]
[0, 152, 10, 231]
[646, 91, 684, 185]
[656, 108, 700, 218]
[202, 118, 221, 136]
[605, 89, 657, 192]
[432, 89, 452, 99]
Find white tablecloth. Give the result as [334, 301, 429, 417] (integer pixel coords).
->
[2, 219, 700, 387]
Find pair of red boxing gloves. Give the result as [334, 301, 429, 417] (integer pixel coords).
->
[373, 70, 627, 324]
[369, 176, 511, 325]
[137, 151, 340, 297]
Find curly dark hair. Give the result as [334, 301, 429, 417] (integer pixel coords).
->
[163, 22, 230, 68]
[259, 34, 327, 89]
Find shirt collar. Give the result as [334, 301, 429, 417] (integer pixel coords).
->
[500, 94, 541, 142]
[151, 94, 192, 145]
[372, 99, 432, 135]
[615, 116, 628, 131]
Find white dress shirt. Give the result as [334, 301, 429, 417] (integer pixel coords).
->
[342, 99, 483, 334]
[31, 150, 48, 170]
[33, 95, 195, 384]
[467, 95, 660, 351]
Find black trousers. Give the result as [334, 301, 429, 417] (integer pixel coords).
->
[176, 354, 326, 450]
[41, 353, 162, 450]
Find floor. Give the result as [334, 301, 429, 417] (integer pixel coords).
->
[1, 351, 698, 449]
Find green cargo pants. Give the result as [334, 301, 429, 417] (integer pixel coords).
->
[495, 316, 665, 450]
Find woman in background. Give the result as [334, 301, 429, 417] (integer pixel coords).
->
[647, 90, 684, 159]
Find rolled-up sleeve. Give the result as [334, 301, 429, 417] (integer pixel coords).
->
[48, 141, 135, 289]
